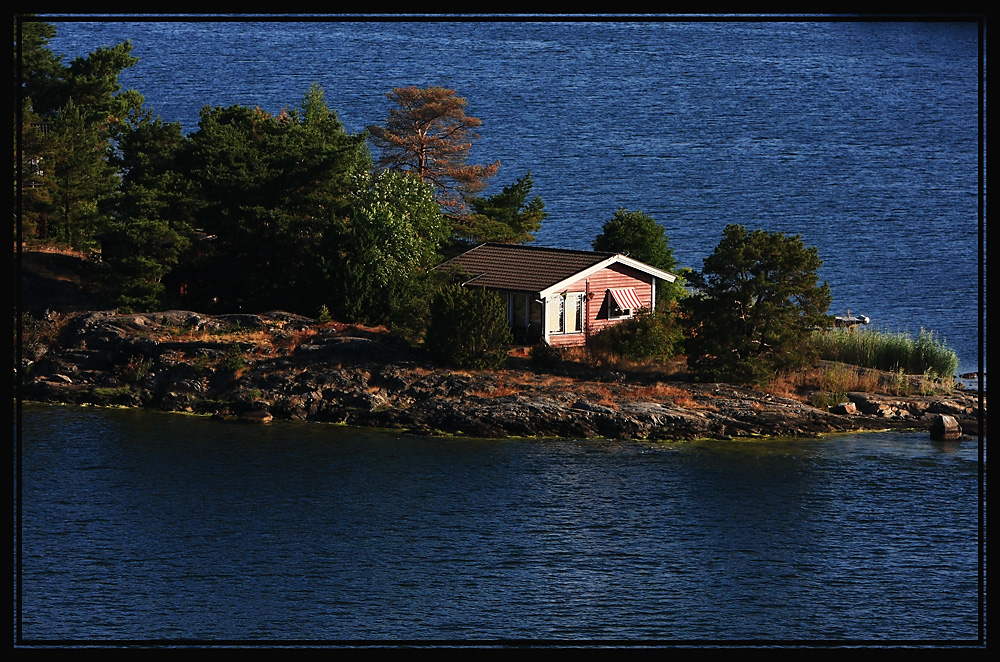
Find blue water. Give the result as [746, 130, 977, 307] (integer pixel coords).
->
[19, 18, 986, 645]
[41, 18, 984, 378]
[17, 404, 983, 642]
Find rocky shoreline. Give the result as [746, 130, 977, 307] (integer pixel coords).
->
[18, 310, 985, 442]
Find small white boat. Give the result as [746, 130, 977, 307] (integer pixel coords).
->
[833, 311, 870, 327]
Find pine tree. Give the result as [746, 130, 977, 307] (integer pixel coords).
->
[15, 20, 142, 249]
[368, 86, 500, 216]
[459, 172, 546, 245]
[684, 224, 832, 384]
[183, 85, 370, 312]
[99, 112, 192, 311]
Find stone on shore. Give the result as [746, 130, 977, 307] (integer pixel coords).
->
[240, 410, 273, 424]
[830, 402, 857, 415]
[929, 414, 962, 440]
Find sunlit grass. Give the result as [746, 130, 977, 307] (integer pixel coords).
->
[810, 327, 959, 377]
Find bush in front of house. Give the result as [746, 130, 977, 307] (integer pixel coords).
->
[425, 285, 513, 370]
[588, 307, 684, 367]
[529, 342, 564, 370]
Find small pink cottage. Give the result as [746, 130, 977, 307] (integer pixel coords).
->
[436, 242, 678, 347]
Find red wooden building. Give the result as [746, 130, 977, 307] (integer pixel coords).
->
[436, 243, 678, 346]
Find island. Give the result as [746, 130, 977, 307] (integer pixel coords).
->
[19, 307, 983, 442]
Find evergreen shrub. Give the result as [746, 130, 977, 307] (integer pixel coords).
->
[425, 285, 512, 370]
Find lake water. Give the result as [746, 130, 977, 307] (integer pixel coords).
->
[16, 403, 983, 643]
[18, 17, 986, 645]
[40, 17, 985, 378]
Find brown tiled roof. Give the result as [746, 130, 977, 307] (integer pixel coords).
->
[435, 243, 617, 293]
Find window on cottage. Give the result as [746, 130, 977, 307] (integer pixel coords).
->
[548, 293, 585, 334]
[547, 296, 564, 334]
[567, 293, 583, 333]
[607, 288, 642, 319]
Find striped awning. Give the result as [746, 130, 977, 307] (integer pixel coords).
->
[609, 287, 643, 311]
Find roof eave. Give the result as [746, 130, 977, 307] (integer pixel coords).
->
[614, 255, 678, 283]
[538, 255, 677, 297]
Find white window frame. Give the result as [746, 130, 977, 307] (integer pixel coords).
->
[548, 292, 585, 335]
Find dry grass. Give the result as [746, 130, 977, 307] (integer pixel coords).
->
[624, 382, 712, 410]
[584, 384, 619, 409]
[19, 242, 88, 258]
[503, 372, 575, 390]
[762, 368, 818, 401]
[170, 328, 276, 345]
[762, 364, 878, 401]
[467, 384, 520, 398]
[762, 361, 953, 403]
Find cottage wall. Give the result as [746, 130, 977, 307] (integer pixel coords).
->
[545, 264, 654, 347]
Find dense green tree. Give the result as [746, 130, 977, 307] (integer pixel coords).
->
[456, 171, 546, 244]
[683, 224, 832, 385]
[16, 103, 58, 240]
[332, 170, 448, 324]
[16, 19, 68, 241]
[60, 41, 143, 135]
[182, 85, 370, 312]
[46, 98, 121, 248]
[15, 20, 142, 249]
[98, 111, 192, 311]
[425, 284, 512, 370]
[15, 20, 141, 124]
[592, 208, 683, 306]
[367, 86, 500, 216]
[15, 18, 65, 120]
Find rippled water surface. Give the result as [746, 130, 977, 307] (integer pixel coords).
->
[18, 404, 982, 642]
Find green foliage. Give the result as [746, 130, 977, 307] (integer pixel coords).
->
[425, 285, 512, 370]
[15, 20, 65, 117]
[317, 305, 332, 323]
[529, 343, 564, 371]
[684, 224, 832, 385]
[16, 21, 142, 250]
[219, 345, 246, 373]
[119, 355, 154, 384]
[588, 307, 684, 366]
[98, 112, 192, 311]
[191, 353, 213, 375]
[593, 209, 676, 271]
[592, 208, 683, 305]
[809, 390, 848, 410]
[384, 268, 452, 342]
[45, 98, 121, 249]
[332, 170, 448, 325]
[459, 172, 546, 244]
[183, 84, 371, 312]
[810, 327, 959, 377]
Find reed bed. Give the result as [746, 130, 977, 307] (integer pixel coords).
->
[810, 327, 959, 377]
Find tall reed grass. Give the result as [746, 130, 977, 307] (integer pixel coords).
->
[810, 327, 959, 377]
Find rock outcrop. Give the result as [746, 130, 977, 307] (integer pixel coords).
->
[18, 310, 985, 441]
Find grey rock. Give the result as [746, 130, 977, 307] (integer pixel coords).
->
[929, 414, 962, 440]
[830, 402, 857, 415]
